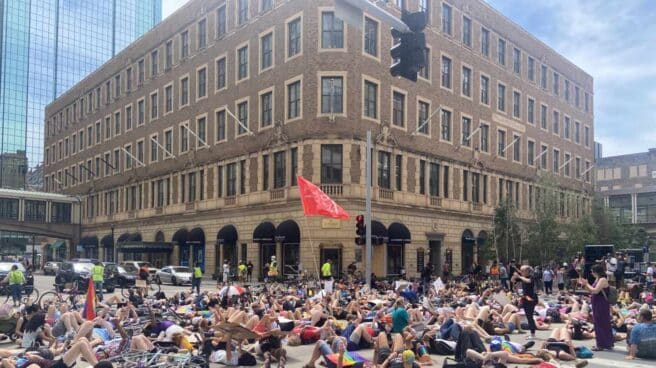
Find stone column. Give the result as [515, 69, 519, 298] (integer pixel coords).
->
[98, 245, 105, 262]
[172, 244, 180, 265]
[632, 193, 638, 224]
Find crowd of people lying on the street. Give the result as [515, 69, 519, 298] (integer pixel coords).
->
[0, 262, 655, 368]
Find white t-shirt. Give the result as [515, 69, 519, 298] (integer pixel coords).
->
[647, 266, 654, 282]
[543, 270, 553, 282]
[223, 263, 230, 274]
[606, 258, 617, 272]
[210, 349, 239, 366]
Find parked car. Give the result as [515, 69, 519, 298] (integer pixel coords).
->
[103, 263, 136, 289]
[0, 262, 35, 294]
[55, 259, 97, 291]
[120, 262, 159, 278]
[43, 262, 61, 275]
[155, 266, 193, 285]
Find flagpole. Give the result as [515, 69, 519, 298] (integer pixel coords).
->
[365, 130, 372, 288]
[301, 215, 321, 283]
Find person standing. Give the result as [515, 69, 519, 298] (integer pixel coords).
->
[3, 264, 25, 306]
[442, 260, 450, 281]
[246, 261, 253, 283]
[579, 264, 614, 351]
[321, 259, 332, 280]
[615, 254, 625, 288]
[222, 259, 230, 285]
[508, 260, 519, 290]
[556, 266, 565, 292]
[192, 262, 203, 293]
[543, 266, 554, 295]
[268, 256, 278, 281]
[91, 261, 105, 301]
[499, 262, 509, 290]
[512, 265, 538, 340]
[238, 261, 247, 283]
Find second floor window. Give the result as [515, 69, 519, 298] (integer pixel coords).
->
[441, 110, 451, 141]
[461, 116, 471, 146]
[364, 80, 378, 119]
[378, 151, 391, 189]
[497, 130, 506, 157]
[321, 76, 343, 114]
[480, 124, 489, 152]
[321, 145, 342, 184]
[237, 101, 249, 135]
[273, 151, 286, 189]
[321, 12, 344, 49]
[392, 91, 405, 127]
[287, 81, 301, 119]
[216, 110, 226, 141]
[260, 92, 273, 127]
[417, 101, 430, 135]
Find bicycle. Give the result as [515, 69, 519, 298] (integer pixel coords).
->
[0, 283, 39, 305]
[121, 277, 161, 298]
[38, 281, 85, 309]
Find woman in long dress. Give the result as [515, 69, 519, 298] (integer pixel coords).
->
[579, 264, 614, 350]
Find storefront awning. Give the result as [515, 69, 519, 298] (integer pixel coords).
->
[100, 235, 114, 247]
[388, 222, 411, 243]
[371, 220, 388, 245]
[217, 225, 238, 245]
[79, 236, 98, 247]
[118, 241, 173, 253]
[253, 222, 276, 242]
[275, 220, 300, 243]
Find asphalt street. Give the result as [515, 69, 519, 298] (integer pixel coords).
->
[3, 275, 650, 368]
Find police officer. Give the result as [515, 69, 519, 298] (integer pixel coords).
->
[321, 259, 332, 280]
[91, 261, 105, 300]
[192, 262, 203, 293]
[4, 264, 25, 306]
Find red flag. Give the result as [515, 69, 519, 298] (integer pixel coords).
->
[83, 279, 96, 320]
[297, 176, 349, 219]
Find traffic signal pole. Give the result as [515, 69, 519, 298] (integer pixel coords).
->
[365, 130, 372, 288]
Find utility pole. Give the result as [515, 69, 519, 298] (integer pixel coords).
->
[365, 131, 373, 287]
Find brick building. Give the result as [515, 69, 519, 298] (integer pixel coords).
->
[597, 148, 656, 240]
[43, 0, 594, 279]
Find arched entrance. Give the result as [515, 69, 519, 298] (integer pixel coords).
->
[188, 228, 205, 271]
[275, 220, 300, 277]
[217, 225, 238, 274]
[100, 235, 113, 261]
[155, 231, 165, 242]
[80, 236, 99, 260]
[172, 229, 190, 266]
[253, 221, 276, 281]
[387, 222, 411, 276]
[477, 231, 488, 264]
[462, 229, 476, 274]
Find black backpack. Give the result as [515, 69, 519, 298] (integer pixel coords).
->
[455, 330, 485, 362]
[429, 339, 455, 355]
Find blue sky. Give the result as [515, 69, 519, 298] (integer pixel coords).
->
[163, 0, 656, 157]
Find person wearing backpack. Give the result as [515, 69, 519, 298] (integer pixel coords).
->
[579, 264, 613, 351]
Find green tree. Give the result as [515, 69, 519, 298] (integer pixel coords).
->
[526, 175, 561, 264]
[492, 200, 521, 262]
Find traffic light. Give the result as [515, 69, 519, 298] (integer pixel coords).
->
[355, 214, 365, 245]
[390, 11, 427, 82]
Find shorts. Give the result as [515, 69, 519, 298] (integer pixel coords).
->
[378, 347, 392, 364]
[52, 321, 66, 337]
[318, 340, 333, 356]
[507, 322, 516, 334]
[51, 359, 68, 368]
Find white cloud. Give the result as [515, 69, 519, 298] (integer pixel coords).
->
[162, 0, 191, 19]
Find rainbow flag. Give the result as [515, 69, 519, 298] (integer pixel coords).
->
[82, 279, 96, 320]
[326, 352, 370, 367]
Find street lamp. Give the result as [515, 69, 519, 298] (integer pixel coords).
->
[111, 224, 116, 263]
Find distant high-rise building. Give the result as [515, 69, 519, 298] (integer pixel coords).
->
[594, 141, 603, 161]
[0, 0, 162, 189]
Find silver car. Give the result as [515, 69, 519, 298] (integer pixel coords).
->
[44, 262, 60, 275]
[155, 266, 192, 286]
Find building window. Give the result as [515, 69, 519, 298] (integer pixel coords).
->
[287, 17, 301, 58]
[240, 160, 246, 194]
[321, 12, 344, 49]
[287, 80, 301, 119]
[137, 140, 144, 164]
[321, 144, 342, 184]
[291, 148, 298, 186]
[574, 122, 580, 143]
[137, 100, 145, 126]
[564, 153, 571, 176]
[497, 38, 506, 65]
[237, 101, 249, 135]
[217, 5, 226, 37]
[321, 76, 344, 114]
[181, 30, 189, 58]
[198, 19, 207, 49]
[462, 16, 471, 46]
[419, 160, 426, 194]
[461, 116, 471, 147]
[441, 3, 452, 35]
[364, 17, 378, 57]
[441, 109, 451, 141]
[553, 110, 560, 135]
[165, 85, 173, 112]
[274, 151, 287, 189]
[378, 151, 391, 189]
[238, 46, 248, 80]
[513, 48, 521, 74]
[261, 0, 272, 12]
[527, 141, 535, 166]
[114, 75, 121, 97]
[227, 163, 237, 196]
[150, 136, 158, 162]
[528, 56, 535, 82]
[260, 91, 273, 127]
[513, 135, 521, 162]
[151, 50, 158, 76]
[565, 80, 570, 102]
[417, 101, 430, 135]
[441, 56, 451, 88]
[126, 67, 132, 90]
[197, 117, 207, 146]
[150, 92, 158, 120]
[418, 47, 430, 79]
[512, 91, 520, 118]
[395, 154, 402, 191]
[575, 157, 581, 179]
[540, 104, 547, 129]
[392, 91, 405, 127]
[364, 80, 378, 119]
[527, 98, 535, 124]
[125, 145, 132, 170]
[216, 110, 226, 141]
[95, 122, 101, 143]
[564, 116, 571, 139]
[197, 67, 207, 98]
[261, 32, 273, 70]
[541, 64, 548, 89]
[481, 27, 489, 56]
[584, 126, 590, 146]
[480, 75, 489, 104]
[216, 57, 226, 90]
[575, 86, 580, 107]
[497, 84, 506, 111]
[497, 130, 506, 157]
[553, 149, 560, 174]
[429, 163, 439, 197]
[105, 81, 111, 103]
[104, 117, 111, 139]
[238, 0, 249, 25]
[461, 66, 471, 97]
[480, 124, 489, 152]
[584, 92, 590, 112]
[165, 40, 173, 69]
[180, 77, 189, 106]
[114, 112, 121, 136]
[541, 145, 548, 170]
[180, 125, 189, 153]
[262, 154, 269, 190]
[553, 72, 560, 95]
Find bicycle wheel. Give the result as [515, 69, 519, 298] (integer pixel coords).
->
[39, 291, 63, 308]
[22, 287, 39, 305]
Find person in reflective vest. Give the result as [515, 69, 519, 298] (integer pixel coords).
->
[3, 265, 25, 306]
[91, 261, 105, 301]
[321, 259, 332, 280]
[192, 262, 203, 294]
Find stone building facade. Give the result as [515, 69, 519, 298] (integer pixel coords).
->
[43, 0, 594, 279]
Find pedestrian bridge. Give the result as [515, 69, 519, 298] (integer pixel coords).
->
[0, 188, 81, 246]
